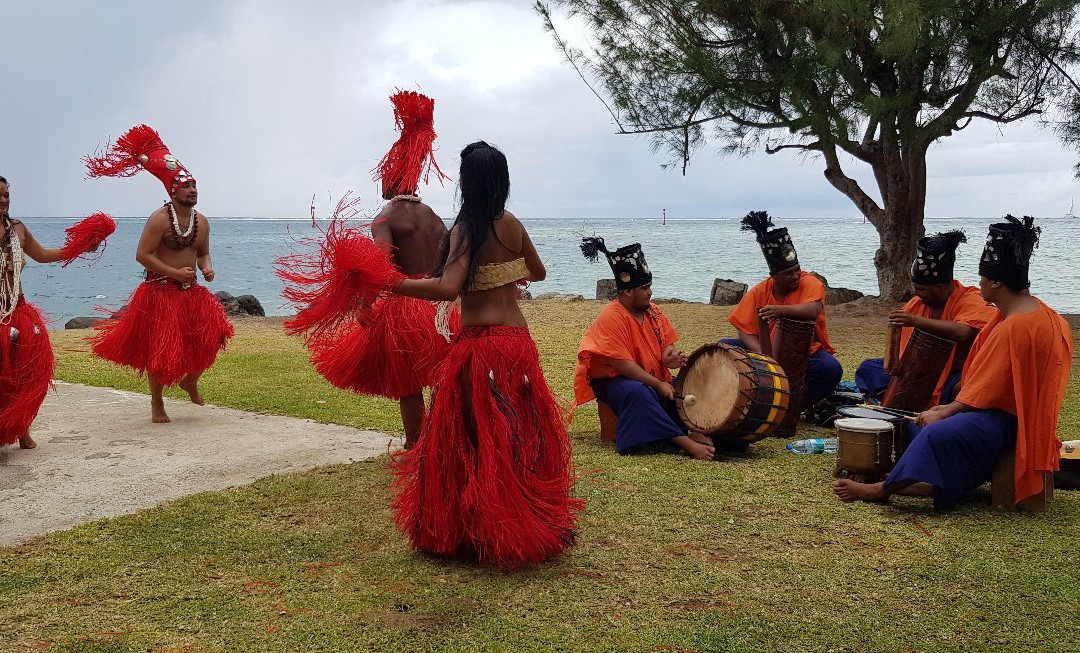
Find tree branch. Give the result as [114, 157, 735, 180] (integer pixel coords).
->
[765, 142, 821, 154]
[821, 145, 883, 222]
[960, 108, 1043, 123]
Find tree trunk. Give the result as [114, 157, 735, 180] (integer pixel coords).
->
[873, 202, 924, 302]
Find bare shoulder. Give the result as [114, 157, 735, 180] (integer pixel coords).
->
[499, 210, 523, 227]
[143, 208, 171, 232]
[10, 219, 31, 240]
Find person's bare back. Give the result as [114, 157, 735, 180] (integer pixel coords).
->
[372, 200, 446, 277]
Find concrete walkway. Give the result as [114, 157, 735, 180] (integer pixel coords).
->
[0, 382, 395, 547]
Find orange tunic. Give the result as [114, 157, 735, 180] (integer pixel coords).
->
[573, 300, 679, 407]
[897, 281, 996, 406]
[728, 271, 835, 355]
[956, 299, 1073, 503]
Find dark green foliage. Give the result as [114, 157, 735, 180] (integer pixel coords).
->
[538, 0, 1080, 298]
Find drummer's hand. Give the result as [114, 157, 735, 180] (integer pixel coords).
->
[889, 310, 919, 327]
[662, 345, 687, 369]
[656, 382, 676, 402]
[914, 405, 949, 427]
[758, 305, 784, 321]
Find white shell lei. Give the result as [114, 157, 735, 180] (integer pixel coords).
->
[167, 202, 196, 239]
[0, 221, 24, 324]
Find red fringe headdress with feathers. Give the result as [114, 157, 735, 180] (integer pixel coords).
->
[374, 91, 449, 196]
[83, 124, 195, 196]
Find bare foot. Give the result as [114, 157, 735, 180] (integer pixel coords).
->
[19, 434, 37, 449]
[672, 435, 716, 461]
[833, 479, 888, 503]
[151, 399, 171, 424]
[179, 376, 205, 405]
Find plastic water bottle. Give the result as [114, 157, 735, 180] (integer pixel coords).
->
[786, 437, 838, 454]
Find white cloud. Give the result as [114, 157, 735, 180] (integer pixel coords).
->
[0, 1, 1077, 221]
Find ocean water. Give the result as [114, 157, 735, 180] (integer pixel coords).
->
[16, 215, 1080, 325]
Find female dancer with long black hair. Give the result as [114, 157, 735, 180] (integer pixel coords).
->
[0, 175, 115, 449]
[387, 141, 583, 568]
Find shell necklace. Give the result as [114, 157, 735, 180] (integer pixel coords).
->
[0, 217, 24, 324]
[390, 194, 422, 203]
[167, 202, 197, 239]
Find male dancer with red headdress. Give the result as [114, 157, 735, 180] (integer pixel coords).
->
[299, 90, 452, 449]
[835, 216, 1072, 509]
[84, 125, 233, 423]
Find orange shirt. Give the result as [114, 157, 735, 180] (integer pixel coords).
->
[897, 281, 997, 406]
[956, 299, 1073, 503]
[728, 271, 835, 355]
[573, 300, 679, 407]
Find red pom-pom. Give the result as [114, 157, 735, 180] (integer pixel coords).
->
[59, 213, 117, 267]
[84, 124, 165, 179]
[275, 196, 405, 344]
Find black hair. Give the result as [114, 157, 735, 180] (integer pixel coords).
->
[0, 176, 8, 221]
[437, 141, 510, 290]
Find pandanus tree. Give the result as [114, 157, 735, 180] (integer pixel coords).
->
[537, 0, 1080, 300]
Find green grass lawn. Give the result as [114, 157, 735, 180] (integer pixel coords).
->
[3, 300, 1079, 652]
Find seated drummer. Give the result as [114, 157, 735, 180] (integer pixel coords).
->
[835, 216, 1072, 509]
[722, 211, 843, 405]
[573, 237, 715, 461]
[855, 231, 995, 406]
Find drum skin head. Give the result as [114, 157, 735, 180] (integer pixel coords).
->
[834, 417, 893, 433]
[836, 406, 904, 424]
[678, 346, 740, 431]
[676, 343, 789, 440]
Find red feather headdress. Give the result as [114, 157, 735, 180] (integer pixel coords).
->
[373, 91, 449, 196]
[83, 124, 194, 196]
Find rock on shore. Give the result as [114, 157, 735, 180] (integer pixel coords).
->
[215, 291, 265, 317]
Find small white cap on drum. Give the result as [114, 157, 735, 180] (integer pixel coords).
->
[683, 394, 697, 406]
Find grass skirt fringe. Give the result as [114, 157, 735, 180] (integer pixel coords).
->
[0, 299, 54, 446]
[392, 326, 584, 569]
[89, 282, 234, 387]
[310, 295, 456, 399]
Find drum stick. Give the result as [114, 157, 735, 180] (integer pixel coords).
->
[883, 322, 901, 375]
[857, 403, 916, 418]
[757, 314, 772, 358]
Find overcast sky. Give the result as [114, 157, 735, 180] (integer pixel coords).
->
[2, 0, 1078, 221]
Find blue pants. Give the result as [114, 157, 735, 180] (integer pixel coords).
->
[855, 357, 961, 404]
[720, 338, 843, 404]
[591, 376, 686, 454]
[885, 409, 1017, 509]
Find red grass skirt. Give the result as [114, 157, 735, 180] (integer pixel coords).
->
[89, 282, 234, 387]
[391, 326, 584, 569]
[309, 295, 456, 399]
[0, 299, 54, 446]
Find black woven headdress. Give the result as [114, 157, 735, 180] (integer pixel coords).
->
[581, 236, 652, 291]
[979, 215, 1040, 291]
[910, 230, 966, 285]
[740, 210, 798, 274]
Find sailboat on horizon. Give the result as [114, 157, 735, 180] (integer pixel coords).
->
[1066, 198, 1078, 219]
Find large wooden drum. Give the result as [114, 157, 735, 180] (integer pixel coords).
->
[675, 343, 790, 442]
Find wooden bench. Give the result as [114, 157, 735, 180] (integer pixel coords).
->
[990, 449, 1053, 512]
[598, 401, 617, 443]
